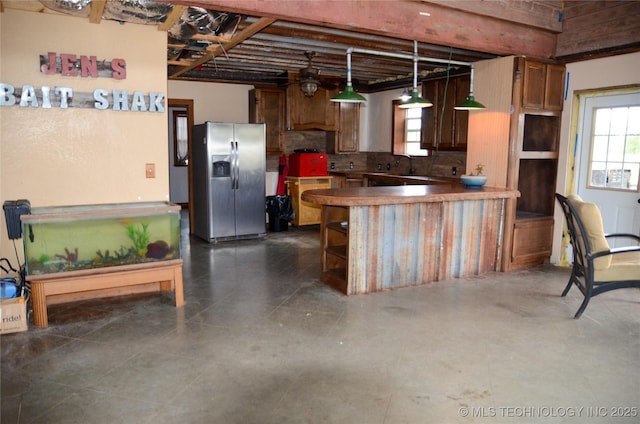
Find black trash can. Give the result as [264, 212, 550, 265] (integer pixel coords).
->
[265, 195, 294, 232]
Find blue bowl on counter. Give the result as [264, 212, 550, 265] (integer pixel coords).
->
[460, 175, 487, 188]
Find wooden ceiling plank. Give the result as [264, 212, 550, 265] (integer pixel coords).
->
[88, 0, 106, 24]
[158, 4, 186, 31]
[170, 16, 276, 77]
[173, 0, 557, 59]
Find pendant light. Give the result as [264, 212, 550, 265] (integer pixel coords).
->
[331, 50, 366, 103]
[398, 41, 432, 109]
[454, 64, 486, 110]
[299, 51, 320, 97]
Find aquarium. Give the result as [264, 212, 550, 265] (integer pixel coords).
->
[21, 202, 181, 276]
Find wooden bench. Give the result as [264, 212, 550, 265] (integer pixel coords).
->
[27, 259, 184, 327]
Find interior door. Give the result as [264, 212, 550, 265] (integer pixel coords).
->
[576, 91, 640, 247]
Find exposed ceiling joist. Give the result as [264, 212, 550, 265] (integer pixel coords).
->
[170, 16, 276, 78]
[88, 0, 105, 24]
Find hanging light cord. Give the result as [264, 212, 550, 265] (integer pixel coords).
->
[428, 47, 454, 177]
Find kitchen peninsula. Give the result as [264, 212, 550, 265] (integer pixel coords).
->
[302, 184, 519, 295]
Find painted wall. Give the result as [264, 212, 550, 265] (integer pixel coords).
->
[168, 80, 253, 125]
[0, 10, 168, 261]
[552, 51, 640, 264]
[363, 89, 401, 152]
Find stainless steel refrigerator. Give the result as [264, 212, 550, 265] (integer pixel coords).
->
[192, 122, 266, 242]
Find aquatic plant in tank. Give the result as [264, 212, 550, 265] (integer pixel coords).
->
[22, 202, 181, 276]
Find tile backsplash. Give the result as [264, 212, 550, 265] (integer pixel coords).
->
[266, 130, 466, 179]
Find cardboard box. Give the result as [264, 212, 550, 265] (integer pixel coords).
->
[1, 296, 28, 334]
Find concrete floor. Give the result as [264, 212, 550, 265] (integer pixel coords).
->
[1, 217, 639, 423]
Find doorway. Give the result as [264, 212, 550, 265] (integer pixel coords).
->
[575, 90, 640, 246]
[168, 99, 194, 233]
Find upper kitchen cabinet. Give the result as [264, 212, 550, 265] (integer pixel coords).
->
[286, 71, 339, 131]
[327, 102, 360, 154]
[522, 60, 566, 111]
[421, 74, 470, 151]
[249, 88, 286, 155]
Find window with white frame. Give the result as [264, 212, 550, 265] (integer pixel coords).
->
[392, 100, 429, 156]
[589, 106, 640, 191]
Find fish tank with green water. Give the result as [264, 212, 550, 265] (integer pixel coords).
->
[21, 202, 181, 276]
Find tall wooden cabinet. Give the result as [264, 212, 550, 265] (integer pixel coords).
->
[249, 88, 285, 154]
[421, 74, 470, 151]
[467, 56, 566, 271]
[327, 102, 360, 154]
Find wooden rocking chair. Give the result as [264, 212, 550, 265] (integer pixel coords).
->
[555, 193, 640, 318]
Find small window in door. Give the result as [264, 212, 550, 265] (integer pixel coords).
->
[588, 106, 640, 191]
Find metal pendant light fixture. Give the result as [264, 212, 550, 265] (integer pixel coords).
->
[454, 64, 486, 110]
[299, 51, 320, 97]
[399, 41, 432, 109]
[331, 50, 366, 103]
[331, 41, 484, 109]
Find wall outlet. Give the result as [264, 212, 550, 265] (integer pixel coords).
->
[452, 166, 457, 176]
[330, 162, 335, 170]
[145, 163, 156, 178]
[349, 161, 354, 169]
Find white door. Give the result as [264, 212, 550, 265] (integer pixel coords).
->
[576, 91, 640, 247]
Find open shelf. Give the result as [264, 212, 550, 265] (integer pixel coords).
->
[522, 114, 560, 152]
[517, 158, 557, 216]
[321, 206, 349, 293]
[326, 244, 347, 259]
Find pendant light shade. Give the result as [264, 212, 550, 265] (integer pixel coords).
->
[331, 84, 366, 103]
[331, 51, 366, 103]
[454, 95, 486, 110]
[398, 90, 432, 109]
[398, 41, 432, 109]
[454, 64, 485, 110]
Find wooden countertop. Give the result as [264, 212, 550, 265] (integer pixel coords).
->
[302, 184, 519, 206]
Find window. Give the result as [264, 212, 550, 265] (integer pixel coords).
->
[173, 110, 189, 166]
[392, 99, 429, 156]
[588, 106, 640, 191]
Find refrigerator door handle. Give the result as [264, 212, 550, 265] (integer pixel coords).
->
[231, 141, 239, 190]
[230, 141, 236, 190]
[234, 141, 240, 189]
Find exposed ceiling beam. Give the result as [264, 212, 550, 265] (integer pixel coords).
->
[88, 0, 106, 24]
[426, 0, 563, 32]
[170, 16, 276, 77]
[168, 0, 558, 59]
[158, 4, 187, 31]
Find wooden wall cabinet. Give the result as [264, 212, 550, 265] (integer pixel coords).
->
[286, 71, 339, 131]
[421, 74, 470, 151]
[249, 88, 285, 154]
[468, 56, 566, 271]
[327, 102, 360, 154]
[522, 61, 566, 111]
